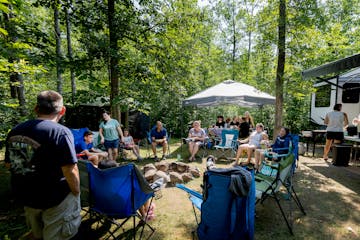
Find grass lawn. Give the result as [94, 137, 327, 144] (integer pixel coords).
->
[1, 139, 360, 239]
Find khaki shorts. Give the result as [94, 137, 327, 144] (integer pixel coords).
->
[24, 193, 81, 240]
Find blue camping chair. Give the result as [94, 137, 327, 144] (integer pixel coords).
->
[214, 129, 239, 160]
[86, 162, 156, 240]
[255, 134, 305, 235]
[176, 166, 255, 240]
[70, 128, 89, 145]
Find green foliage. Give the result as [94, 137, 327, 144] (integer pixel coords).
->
[1, 0, 360, 140]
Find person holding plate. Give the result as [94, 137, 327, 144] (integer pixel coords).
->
[187, 121, 206, 162]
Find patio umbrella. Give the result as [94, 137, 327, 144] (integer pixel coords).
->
[182, 80, 275, 107]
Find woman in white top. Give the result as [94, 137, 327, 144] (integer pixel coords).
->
[235, 123, 268, 165]
[323, 103, 349, 160]
[187, 121, 206, 162]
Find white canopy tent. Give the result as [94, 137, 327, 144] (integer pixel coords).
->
[182, 80, 275, 107]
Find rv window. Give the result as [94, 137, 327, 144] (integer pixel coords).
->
[315, 85, 331, 107]
[342, 83, 360, 103]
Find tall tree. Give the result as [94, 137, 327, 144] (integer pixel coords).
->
[65, 0, 76, 103]
[3, 1, 27, 116]
[107, 0, 121, 121]
[53, 0, 63, 94]
[274, 0, 286, 136]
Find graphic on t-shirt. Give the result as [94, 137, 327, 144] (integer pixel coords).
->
[8, 135, 41, 175]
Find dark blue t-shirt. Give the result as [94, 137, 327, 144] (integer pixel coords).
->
[150, 127, 167, 140]
[272, 134, 291, 154]
[75, 140, 93, 153]
[5, 119, 77, 209]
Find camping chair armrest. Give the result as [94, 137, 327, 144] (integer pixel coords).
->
[272, 147, 289, 152]
[254, 175, 273, 186]
[260, 160, 280, 169]
[214, 136, 222, 144]
[176, 184, 203, 200]
[264, 148, 289, 158]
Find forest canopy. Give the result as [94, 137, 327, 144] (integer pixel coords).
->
[1, 0, 359, 140]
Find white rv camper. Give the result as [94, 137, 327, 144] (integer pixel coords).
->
[303, 54, 360, 126]
[311, 68, 360, 126]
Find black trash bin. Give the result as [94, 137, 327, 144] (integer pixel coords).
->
[332, 144, 352, 166]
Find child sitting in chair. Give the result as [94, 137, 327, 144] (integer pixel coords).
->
[123, 129, 143, 161]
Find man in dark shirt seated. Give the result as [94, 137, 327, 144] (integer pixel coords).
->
[150, 121, 168, 161]
[75, 130, 108, 166]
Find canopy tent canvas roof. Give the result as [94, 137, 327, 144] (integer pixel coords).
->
[182, 80, 275, 107]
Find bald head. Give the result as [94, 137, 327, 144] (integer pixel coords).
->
[156, 121, 162, 129]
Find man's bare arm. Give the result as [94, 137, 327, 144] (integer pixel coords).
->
[62, 164, 80, 196]
[344, 112, 349, 127]
[324, 114, 329, 125]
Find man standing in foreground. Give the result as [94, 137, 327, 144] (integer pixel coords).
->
[5, 90, 81, 240]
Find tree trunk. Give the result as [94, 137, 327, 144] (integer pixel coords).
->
[65, 1, 76, 103]
[4, 6, 27, 116]
[247, 31, 251, 63]
[108, 0, 121, 121]
[274, 0, 286, 139]
[54, 1, 63, 94]
[231, 0, 236, 80]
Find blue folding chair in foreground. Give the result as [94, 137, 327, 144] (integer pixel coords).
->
[86, 162, 156, 240]
[176, 166, 255, 240]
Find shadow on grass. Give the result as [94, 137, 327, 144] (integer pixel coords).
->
[76, 215, 161, 240]
[302, 161, 360, 195]
[255, 163, 360, 240]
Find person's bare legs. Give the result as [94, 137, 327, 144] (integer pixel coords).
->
[235, 145, 246, 164]
[151, 142, 157, 157]
[107, 148, 113, 161]
[323, 139, 333, 159]
[244, 146, 256, 164]
[98, 151, 108, 161]
[254, 149, 265, 169]
[162, 141, 168, 158]
[132, 145, 140, 157]
[88, 155, 99, 167]
[139, 200, 150, 220]
[188, 142, 194, 160]
[112, 147, 119, 160]
[190, 143, 200, 160]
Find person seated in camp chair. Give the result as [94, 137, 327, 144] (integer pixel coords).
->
[254, 127, 290, 169]
[235, 123, 268, 166]
[151, 121, 168, 161]
[215, 115, 225, 128]
[186, 120, 206, 162]
[238, 116, 250, 139]
[75, 130, 108, 166]
[122, 129, 143, 161]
